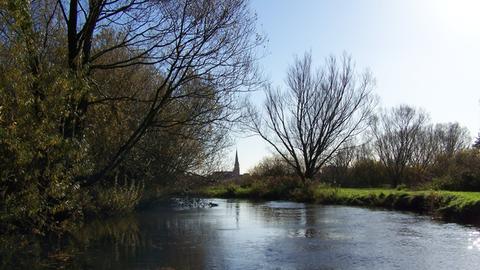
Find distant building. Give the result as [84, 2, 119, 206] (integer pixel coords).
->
[210, 150, 240, 180]
[233, 150, 240, 176]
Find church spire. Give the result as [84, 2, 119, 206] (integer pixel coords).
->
[233, 149, 240, 176]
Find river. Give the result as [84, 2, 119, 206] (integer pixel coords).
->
[3, 198, 480, 269]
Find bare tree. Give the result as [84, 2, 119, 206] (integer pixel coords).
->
[434, 122, 470, 157]
[408, 122, 470, 180]
[411, 124, 439, 172]
[249, 52, 376, 182]
[371, 105, 428, 187]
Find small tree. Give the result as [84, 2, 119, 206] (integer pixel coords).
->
[434, 122, 470, 157]
[249, 52, 376, 183]
[371, 105, 428, 187]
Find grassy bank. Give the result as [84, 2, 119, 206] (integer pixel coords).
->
[195, 183, 480, 224]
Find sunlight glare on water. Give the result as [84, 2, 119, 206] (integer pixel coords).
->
[468, 231, 480, 251]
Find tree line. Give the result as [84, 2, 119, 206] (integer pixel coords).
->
[249, 52, 478, 191]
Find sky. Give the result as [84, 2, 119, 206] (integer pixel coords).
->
[229, 0, 480, 174]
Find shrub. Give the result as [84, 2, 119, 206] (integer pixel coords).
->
[321, 159, 387, 188]
[249, 176, 302, 199]
[428, 150, 480, 191]
[93, 174, 144, 215]
[0, 5, 92, 233]
[249, 156, 295, 177]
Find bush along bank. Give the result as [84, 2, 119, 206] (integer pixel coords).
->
[196, 182, 480, 225]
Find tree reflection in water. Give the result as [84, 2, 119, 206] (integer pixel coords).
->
[2, 199, 480, 270]
[0, 214, 140, 269]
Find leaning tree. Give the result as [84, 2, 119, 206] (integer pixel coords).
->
[2, 0, 264, 185]
[250, 52, 376, 182]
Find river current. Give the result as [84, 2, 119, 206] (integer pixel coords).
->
[3, 199, 480, 269]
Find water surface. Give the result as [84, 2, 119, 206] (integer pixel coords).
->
[3, 199, 480, 269]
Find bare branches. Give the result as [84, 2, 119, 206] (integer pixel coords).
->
[69, 0, 263, 185]
[249, 52, 376, 182]
[435, 122, 470, 157]
[370, 105, 472, 187]
[13, 0, 263, 184]
[371, 105, 429, 186]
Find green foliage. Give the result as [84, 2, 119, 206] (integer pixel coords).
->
[349, 159, 388, 187]
[0, 1, 92, 233]
[92, 174, 144, 216]
[428, 176, 457, 190]
[249, 156, 295, 177]
[0, 0, 238, 234]
[0, 67, 90, 232]
[199, 176, 302, 199]
[248, 176, 301, 199]
[320, 158, 388, 188]
[428, 149, 480, 191]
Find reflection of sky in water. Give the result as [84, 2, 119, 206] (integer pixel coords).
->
[214, 200, 480, 269]
[468, 231, 480, 250]
[23, 199, 480, 270]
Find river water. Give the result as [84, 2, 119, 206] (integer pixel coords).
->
[3, 199, 480, 269]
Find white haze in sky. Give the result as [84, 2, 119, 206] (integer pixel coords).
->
[230, 0, 480, 174]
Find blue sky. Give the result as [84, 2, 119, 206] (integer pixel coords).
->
[231, 0, 480, 173]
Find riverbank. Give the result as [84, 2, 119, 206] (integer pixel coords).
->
[195, 184, 480, 224]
